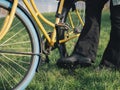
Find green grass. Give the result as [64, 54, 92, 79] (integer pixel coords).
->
[26, 11, 120, 90]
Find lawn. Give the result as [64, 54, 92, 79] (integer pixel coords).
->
[26, 10, 120, 90]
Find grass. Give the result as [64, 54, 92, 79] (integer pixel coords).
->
[25, 10, 120, 90]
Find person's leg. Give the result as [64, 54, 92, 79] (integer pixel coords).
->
[57, 0, 108, 68]
[100, 1, 120, 69]
[73, 0, 108, 62]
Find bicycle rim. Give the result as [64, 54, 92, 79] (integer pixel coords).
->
[0, 1, 40, 90]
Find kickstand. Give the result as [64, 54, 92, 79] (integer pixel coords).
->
[45, 55, 50, 63]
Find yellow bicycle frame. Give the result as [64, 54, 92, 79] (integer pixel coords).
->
[0, 0, 18, 40]
[23, 0, 66, 46]
[0, 0, 84, 46]
[68, 9, 84, 29]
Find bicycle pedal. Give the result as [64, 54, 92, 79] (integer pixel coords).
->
[73, 27, 81, 34]
[57, 23, 69, 30]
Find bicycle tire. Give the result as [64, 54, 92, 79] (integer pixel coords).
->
[0, 1, 40, 90]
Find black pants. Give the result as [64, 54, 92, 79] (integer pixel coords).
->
[73, 0, 120, 67]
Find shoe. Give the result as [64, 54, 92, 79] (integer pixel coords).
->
[56, 54, 92, 69]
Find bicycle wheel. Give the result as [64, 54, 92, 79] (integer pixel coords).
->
[0, 1, 40, 90]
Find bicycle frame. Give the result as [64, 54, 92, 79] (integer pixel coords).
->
[0, 0, 18, 40]
[68, 9, 84, 28]
[0, 0, 83, 46]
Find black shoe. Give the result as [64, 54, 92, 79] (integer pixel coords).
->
[56, 54, 92, 69]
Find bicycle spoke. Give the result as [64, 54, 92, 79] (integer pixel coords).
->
[0, 72, 12, 88]
[0, 73, 6, 90]
[10, 20, 21, 31]
[1, 54, 27, 71]
[0, 53, 30, 64]
[0, 58, 23, 77]
[13, 59, 30, 64]
[0, 41, 30, 46]
[0, 47, 30, 51]
[0, 50, 40, 56]
[0, 27, 25, 46]
[0, 64, 18, 85]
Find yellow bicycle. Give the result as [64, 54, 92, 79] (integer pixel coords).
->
[0, 0, 85, 89]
